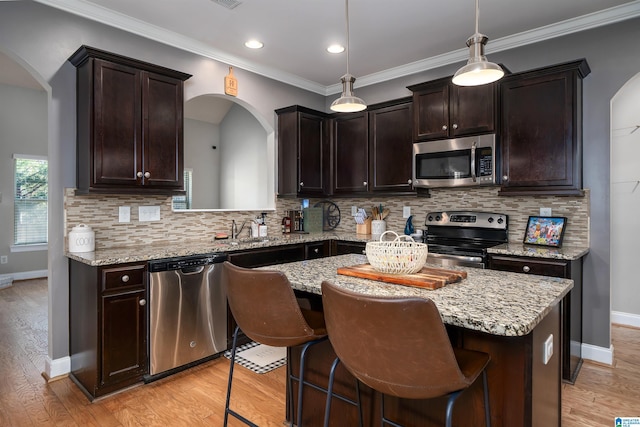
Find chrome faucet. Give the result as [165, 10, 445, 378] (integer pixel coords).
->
[231, 220, 248, 239]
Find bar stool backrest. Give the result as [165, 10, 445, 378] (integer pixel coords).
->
[321, 281, 473, 400]
[222, 261, 325, 347]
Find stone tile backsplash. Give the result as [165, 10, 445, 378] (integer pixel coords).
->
[64, 187, 589, 250]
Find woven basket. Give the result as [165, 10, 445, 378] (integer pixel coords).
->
[366, 231, 429, 274]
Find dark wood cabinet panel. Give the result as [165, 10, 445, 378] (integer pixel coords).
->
[276, 106, 328, 197]
[488, 253, 583, 383]
[69, 45, 190, 195]
[408, 78, 496, 141]
[332, 240, 366, 256]
[499, 59, 590, 196]
[333, 112, 369, 194]
[227, 244, 306, 268]
[368, 101, 414, 193]
[305, 241, 331, 259]
[69, 260, 148, 400]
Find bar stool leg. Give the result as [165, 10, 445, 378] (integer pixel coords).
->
[483, 370, 491, 427]
[224, 326, 259, 427]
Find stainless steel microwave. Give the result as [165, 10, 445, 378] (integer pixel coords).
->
[412, 134, 497, 188]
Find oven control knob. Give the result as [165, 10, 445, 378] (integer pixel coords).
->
[497, 217, 504, 224]
[427, 215, 433, 222]
[435, 215, 441, 221]
[487, 217, 494, 223]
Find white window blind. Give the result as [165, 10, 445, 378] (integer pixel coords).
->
[172, 168, 192, 210]
[14, 155, 48, 246]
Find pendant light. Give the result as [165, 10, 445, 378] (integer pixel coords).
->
[452, 0, 504, 86]
[330, 0, 366, 112]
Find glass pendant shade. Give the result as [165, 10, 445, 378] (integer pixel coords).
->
[452, 33, 504, 86]
[331, 73, 367, 112]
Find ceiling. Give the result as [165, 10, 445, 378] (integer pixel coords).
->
[15, 0, 640, 95]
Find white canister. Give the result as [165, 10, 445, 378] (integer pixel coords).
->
[371, 220, 387, 236]
[68, 224, 95, 252]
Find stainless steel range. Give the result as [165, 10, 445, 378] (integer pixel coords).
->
[423, 211, 508, 268]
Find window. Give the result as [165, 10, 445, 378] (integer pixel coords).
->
[172, 168, 192, 210]
[13, 155, 48, 248]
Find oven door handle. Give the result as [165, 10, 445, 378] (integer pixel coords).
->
[471, 140, 477, 182]
[428, 252, 484, 264]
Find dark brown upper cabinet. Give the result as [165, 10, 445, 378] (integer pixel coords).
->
[408, 77, 497, 141]
[367, 99, 414, 193]
[332, 111, 369, 195]
[69, 46, 191, 195]
[276, 106, 329, 197]
[499, 59, 590, 196]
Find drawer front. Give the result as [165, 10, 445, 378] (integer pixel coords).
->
[305, 241, 330, 259]
[102, 264, 147, 291]
[488, 255, 569, 278]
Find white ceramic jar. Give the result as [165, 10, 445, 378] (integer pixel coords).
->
[68, 224, 95, 252]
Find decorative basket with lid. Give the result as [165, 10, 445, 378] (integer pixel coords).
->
[365, 231, 428, 274]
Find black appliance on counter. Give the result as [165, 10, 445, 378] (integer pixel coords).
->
[422, 211, 508, 268]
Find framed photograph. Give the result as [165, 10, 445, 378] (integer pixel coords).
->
[523, 216, 567, 247]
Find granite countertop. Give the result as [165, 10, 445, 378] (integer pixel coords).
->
[264, 254, 573, 337]
[66, 232, 370, 266]
[488, 243, 589, 260]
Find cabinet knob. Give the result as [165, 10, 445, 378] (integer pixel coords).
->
[407, 179, 412, 185]
[314, 248, 319, 253]
[136, 171, 143, 178]
[452, 123, 458, 130]
[139, 299, 146, 306]
[121, 275, 130, 283]
[502, 175, 508, 181]
[363, 181, 367, 186]
[144, 171, 151, 179]
[299, 182, 304, 187]
[522, 266, 530, 273]
[442, 125, 448, 131]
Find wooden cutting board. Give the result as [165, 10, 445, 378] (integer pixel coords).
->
[336, 263, 467, 290]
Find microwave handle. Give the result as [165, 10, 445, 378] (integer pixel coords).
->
[471, 141, 477, 182]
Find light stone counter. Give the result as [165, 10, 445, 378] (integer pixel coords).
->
[66, 232, 370, 266]
[488, 243, 589, 260]
[263, 254, 573, 337]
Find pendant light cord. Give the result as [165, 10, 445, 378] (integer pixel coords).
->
[475, 0, 479, 35]
[345, 0, 351, 75]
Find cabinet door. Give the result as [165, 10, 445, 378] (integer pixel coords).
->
[101, 288, 147, 387]
[369, 102, 413, 192]
[450, 83, 496, 137]
[305, 241, 330, 259]
[142, 71, 184, 189]
[93, 59, 142, 187]
[298, 112, 326, 195]
[412, 81, 449, 141]
[500, 70, 580, 194]
[333, 112, 369, 194]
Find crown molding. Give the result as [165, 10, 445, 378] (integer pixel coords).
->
[34, 0, 640, 97]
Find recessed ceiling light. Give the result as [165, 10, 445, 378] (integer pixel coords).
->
[244, 40, 264, 49]
[327, 44, 345, 54]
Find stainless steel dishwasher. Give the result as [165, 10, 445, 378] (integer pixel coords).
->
[148, 253, 227, 376]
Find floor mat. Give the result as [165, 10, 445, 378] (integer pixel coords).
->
[224, 341, 286, 374]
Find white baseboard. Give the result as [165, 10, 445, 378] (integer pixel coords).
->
[611, 310, 640, 328]
[45, 355, 70, 379]
[0, 270, 47, 283]
[582, 342, 614, 365]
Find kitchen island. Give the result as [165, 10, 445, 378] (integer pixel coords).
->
[263, 254, 573, 427]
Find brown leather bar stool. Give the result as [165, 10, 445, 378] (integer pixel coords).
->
[221, 261, 328, 427]
[321, 281, 491, 427]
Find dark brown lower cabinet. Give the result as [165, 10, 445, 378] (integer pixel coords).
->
[289, 302, 561, 427]
[488, 254, 583, 383]
[69, 260, 148, 400]
[331, 240, 366, 255]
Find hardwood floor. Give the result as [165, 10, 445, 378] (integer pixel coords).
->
[1, 278, 639, 426]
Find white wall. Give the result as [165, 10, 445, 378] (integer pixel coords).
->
[184, 118, 220, 209]
[610, 73, 640, 325]
[0, 83, 48, 277]
[219, 103, 268, 210]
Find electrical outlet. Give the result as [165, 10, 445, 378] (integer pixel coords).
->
[540, 207, 552, 216]
[1, 256, 7, 264]
[543, 334, 553, 365]
[351, 206, 357, 216]
[403, 206, 411, 218]
[139, 206, 161, 222]
[119, 206, 130, 223]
